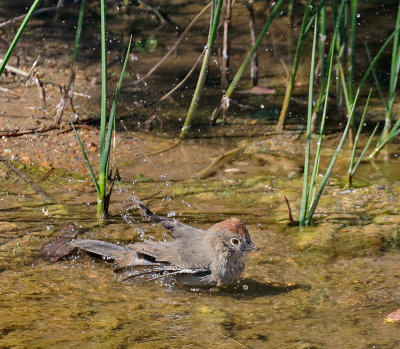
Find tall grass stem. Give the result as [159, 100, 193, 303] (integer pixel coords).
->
[0, 0, 41, 76]
[299, 17, 318, 226]
[179, 0, 223, 140]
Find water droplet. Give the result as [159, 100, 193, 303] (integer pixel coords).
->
[243, 285, 248, 290]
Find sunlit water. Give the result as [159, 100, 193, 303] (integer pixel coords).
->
[1, 1, 400, 347]
[1, 135, 400, 348]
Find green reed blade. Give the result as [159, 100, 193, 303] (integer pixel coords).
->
[365, 44, 387, 110]
[359, 27, 400, 89]
[179, 0, 223, 140]
[300, 17, 318, 226]
[307, 0, 346, 210]
[351, 123, 379, 177]
[386, 3, 400, 120]
[103, 36, 133, 174]
[276, 0, 312, 130]
[306, 0, 346, 220]
[337, 61, 351, 115]
[306, 88, 361, 225]
[349, 0, 357, 103]
[69, 116, 100, 194]
[99, 0, 107, 158]
[98, 0, 108, 215]
[72, 0, 86, 63]
[0, 0, 41, 76]
[346, 89, 372, 186]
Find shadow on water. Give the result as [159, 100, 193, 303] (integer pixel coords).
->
[216, 279, 312, 300]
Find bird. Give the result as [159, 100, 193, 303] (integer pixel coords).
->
[68, 201, 256, 287]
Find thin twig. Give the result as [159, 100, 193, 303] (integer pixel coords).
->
[38, 167, 54, 183]
[0, 118, 94, 137]
[280, 58, 289, 80]
[0, 7, 58, 28]
[196, 146, 244, 179]
[0, 58, 46, 109]
[131, 2, 212, 85]
[0, 87, 21, 98]
[0, 156, 52, 202]
[136, 1, 169, 26]
[145, 139, 181, 156]
[34, 76, 46, 109]
[221, 0, 233, 88]
[54, 63, 76, 125]
[220, 333, 250, 349]
[150, 49, 205, 105]
[243, 0, 258, 86]
[284, 196, 294, 226]
[0, 58, 31, 77]
[23, 55, 41, 83]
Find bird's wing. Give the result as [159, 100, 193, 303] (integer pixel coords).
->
[68, 239, 157, 268]
[127, 238, 211, 270]
[135, 200, 205, 238]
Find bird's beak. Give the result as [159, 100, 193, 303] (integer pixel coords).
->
[243, 241, 257, 251]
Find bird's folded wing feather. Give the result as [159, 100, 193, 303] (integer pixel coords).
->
[67, 239, 154, 268]
[127, 238, 211, 270]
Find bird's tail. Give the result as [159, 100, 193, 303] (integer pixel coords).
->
[68, 239, 132, 261]
[68, 239, 157, 268]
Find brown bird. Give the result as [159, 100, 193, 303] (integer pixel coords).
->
[68, 201, 256, 287]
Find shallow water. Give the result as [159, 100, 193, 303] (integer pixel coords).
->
[1, 1, 400, 347]
[1, 134, 400, 348]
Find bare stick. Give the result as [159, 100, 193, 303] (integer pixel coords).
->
[23, 55, 41, 83]
[0, 58, 46, 109]
[34, 76, 46, 109]
[0, 58, 31, 77]
[280, 58, 289, 80]
[243, 0, 258, 86]
[54, 63, 76, 125]
[221, 0, 233, 88]
[0, 156, 52, 202]
[196, 146, 244, 179]
[284, 196, 294, 226]
[131, 2, 212, 85]
[136, 1, 168, 26]
[150, 48, 205, 105]
[0, 118, 94, 138]
[0, 7, 58, 28]
[0, 87, 20, 98]
[145, 139, 181, 156]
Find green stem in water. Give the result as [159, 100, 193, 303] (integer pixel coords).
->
[98, 0, 108, 216]
[345, 89, 372, 189]
[299, 17, 318, 226]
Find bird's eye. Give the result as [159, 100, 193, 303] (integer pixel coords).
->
[230, 238, 240, 246]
